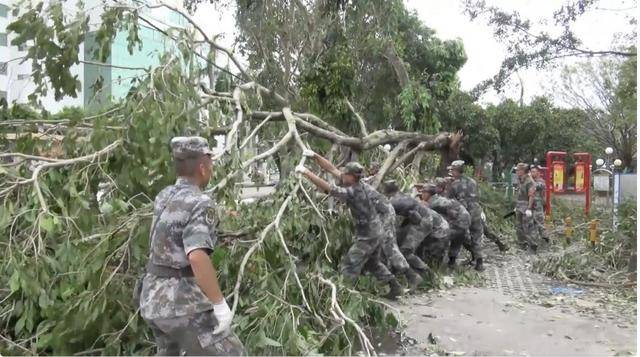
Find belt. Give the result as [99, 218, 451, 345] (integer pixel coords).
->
[147, 263, 194, 278]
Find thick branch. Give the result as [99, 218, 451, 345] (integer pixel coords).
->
[345, 99, 368, 137]
[372, 141, 408, 188]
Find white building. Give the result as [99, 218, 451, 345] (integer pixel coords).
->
[0, 0, 194, 113]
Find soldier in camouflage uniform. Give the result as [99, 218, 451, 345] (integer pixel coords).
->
[296, 151, 404, 299]
[419, 183, 472, 269]
[530, 165, 550, 242]
[514, 163, 540, 252]
[139, 137, 245, 356]
[381, 181, 433, 275]
[447, 161, 485, 271]
[437, 176, 509, 254]
[417, 205, 450, 267]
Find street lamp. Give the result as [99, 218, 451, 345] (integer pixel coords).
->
[605, 147, 614, 155]
[614, 159, 622, 168]
[596, 158, 605, 167]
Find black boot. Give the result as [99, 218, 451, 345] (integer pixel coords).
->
[474, 258, 485, 272]
[404, 269, 423, 291]
[385, 278, 404, 300]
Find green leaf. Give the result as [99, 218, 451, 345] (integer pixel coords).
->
[40, 216, 55, 233]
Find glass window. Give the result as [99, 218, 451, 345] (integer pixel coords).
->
[0, 4, 9, 18]
[0, 90, 6, 102]
[17, 74, 29, 80]
[0, 62, 7, 75]
[18, 43, 27, 51]
[0, 33, 7, 47]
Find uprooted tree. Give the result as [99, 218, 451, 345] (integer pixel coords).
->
[0, 1, 466, 355]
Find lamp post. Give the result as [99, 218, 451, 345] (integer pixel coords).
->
[612, 159, 623, 231]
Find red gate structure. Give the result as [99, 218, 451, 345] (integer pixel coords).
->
[545, 151, 567, 217]
[573, 152, 592, 216]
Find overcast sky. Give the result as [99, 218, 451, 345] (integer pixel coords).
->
[192, 0, 635, 106]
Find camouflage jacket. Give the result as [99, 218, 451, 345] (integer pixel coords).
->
[427, 207, 450, 238]
[140, 178, 217, 320]
[389, 192, 430, 224]
[516, 175, 536, 211]
[450, 176, 482, 216]
[534, 177, 546, 211]
[330, 182, 388, 237]
[427, 194, 471, 230]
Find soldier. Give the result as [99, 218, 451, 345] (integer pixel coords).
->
[448, 160, 484, 271]
[514, 162, 540, 252]
[296, 150, 404, 299]
[530, 165, 550, 242]
[419, 183, 473, 270]
[139, 137, 245, 356]
[436, 177, 508, 253]
[417, 205, 450, 267]
[381, 181, 433, 275]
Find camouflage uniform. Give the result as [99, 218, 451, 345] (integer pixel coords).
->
[533, 177, 549, 241]
[140, 180, 245, 356]
[418, 207, 450, 266]
[388, 192, 433, 271]
[449, 176, 483, 260]
[329, 182, 395, 283]
[426, 194, 471, 261]
[515, 174, 540, 249]
[379, 202, 412, 273]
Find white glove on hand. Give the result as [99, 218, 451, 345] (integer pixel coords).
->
[294, 165, 308, 175]
[480, 212, 486, 222]
[525, 209, 532, 217]
[212, 299, 233, 335]
[302, 149, 316, 158]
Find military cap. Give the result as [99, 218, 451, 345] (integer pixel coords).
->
[434, 177, 448, 188]
[420, 183, 438, 194]
[341, 162, 365, 178]
[171, 136, 215, 160]
[450, 160, 465, 171]
[515, 162, 529, 171]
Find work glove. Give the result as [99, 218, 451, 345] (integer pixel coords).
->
[525, 209, 532, 217]
[302, 149, 316, 158]
[480, 212, 486, 222]
[212, 299, 233, 335]
[294, 165, 308, 175]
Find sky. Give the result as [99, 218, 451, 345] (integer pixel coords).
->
[191, 0, 635, 106]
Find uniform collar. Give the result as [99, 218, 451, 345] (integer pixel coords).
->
[175, 177, 201, 191]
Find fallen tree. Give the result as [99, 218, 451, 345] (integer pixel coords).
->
[0, 1, 464, 355]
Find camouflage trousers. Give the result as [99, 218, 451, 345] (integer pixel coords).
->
[515, 210, 540, 248]
[381, 214, 412, 272]
[398, 217, 432, 271]
[147, 310, 246, 356]
[341, 235, 394, 283]
[467, 212, 484, 260]
[533, 207, 549, 240]
[418, 226, 450, 267]
[447, 226, 471, 259]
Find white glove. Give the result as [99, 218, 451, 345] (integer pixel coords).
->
[480, 212, 486, 222]
[302, 149, 316, 158]
[212, 299, 233, 335]
[525, 209, 532, 217]
[294, 165, 308, 175]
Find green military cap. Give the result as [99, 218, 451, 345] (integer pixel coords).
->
[341, 162, 365, 178]
[516, 162, 529, 171]
[171, 136, 216, 160]
[450, 160, 465, 171]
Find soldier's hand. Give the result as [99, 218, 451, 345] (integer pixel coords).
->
[212, 299, 233, 335]
[525, 209, 532, 217]
[302, 149, 316, 158]
[481, 212, 486, 222]
[294, 165, 308, 175]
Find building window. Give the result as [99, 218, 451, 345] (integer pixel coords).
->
[17, 74, 29, 80]
[0, 33, 7, 47]
[0, 4, 9, 18]
[0, 90, 7, 103]
[18, 43, 27, 51]
[0, 62, 7, 75]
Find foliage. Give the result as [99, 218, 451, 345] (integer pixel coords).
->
[462, 0, 637, 93]
[556, 54, 637, 171]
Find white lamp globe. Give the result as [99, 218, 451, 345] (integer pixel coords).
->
[595, 159, 604, 166]
[383, 144, 391, 151]
[614, 159, 622, 167]
[605, 147, 614, 155]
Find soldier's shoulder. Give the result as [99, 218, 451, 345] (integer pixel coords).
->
[172, 187, 214, 210]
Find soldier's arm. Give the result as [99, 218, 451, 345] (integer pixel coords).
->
[300, 169, 332, 193]
[189, 250, 225, 304]
[183, 200, 224, 304]
[309, 153, 342, 178]
[527, 185, 536, 210]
